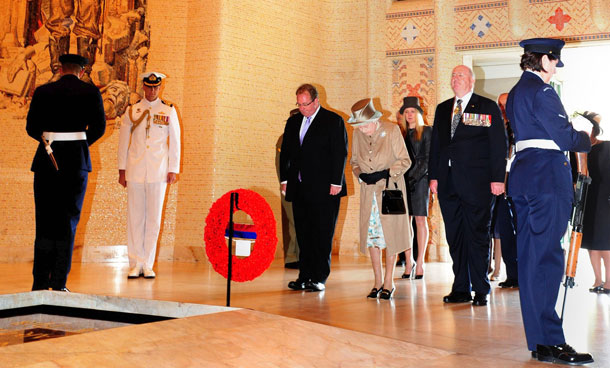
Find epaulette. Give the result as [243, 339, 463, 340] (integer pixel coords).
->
[161, 99, 173, 107]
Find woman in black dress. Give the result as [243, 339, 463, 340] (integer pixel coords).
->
[399, 97, 431, 279]
[580, 112, 610, 294]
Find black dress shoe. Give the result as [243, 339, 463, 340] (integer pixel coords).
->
[284, 261, 299, 269]
[52, 287, 70, 292]
[288, 279, 307, 290]
[305, 281, 325, 292]
[367, 287, 383, 298]
[472, 293, 487, 306]
[535, 343, 594, 365]
[499, 278, 519, 288]
[443, 292, 472, 303]
[379, 288, 395, 300]
[589, 284, 603, 293]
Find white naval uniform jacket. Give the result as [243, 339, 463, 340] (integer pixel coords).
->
[118, 98, 181, 183]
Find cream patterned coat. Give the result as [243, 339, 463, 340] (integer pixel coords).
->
[350, 122, 412, 255]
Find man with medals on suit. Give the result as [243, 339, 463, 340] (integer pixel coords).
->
[429, 65, 507, 306]
[118, 72, 181, 279]
[280, 84, 348, 292]
[506, 38, 593, 365]
[26, 54, 106, 291]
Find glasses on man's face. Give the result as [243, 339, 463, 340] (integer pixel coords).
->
[296, 99, 315, 108]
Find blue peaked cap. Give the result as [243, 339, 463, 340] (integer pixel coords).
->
[519, 38, 565, 67]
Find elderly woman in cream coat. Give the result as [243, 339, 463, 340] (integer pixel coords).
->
[349, 98, 412, 299]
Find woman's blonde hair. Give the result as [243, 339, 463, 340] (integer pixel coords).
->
[401, 109, 426, 141]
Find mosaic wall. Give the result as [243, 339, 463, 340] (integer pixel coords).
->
[386, 0, 610, 260]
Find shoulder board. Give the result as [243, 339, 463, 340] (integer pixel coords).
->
[161, 99, 173, 107]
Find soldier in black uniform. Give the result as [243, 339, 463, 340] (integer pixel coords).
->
[26, 54, 106, 291]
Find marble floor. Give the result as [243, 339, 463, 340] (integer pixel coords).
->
[0, 253, 607, 367]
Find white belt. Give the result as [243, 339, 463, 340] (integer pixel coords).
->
[42, 131, 87, 141]
[515, 139, 560, 152]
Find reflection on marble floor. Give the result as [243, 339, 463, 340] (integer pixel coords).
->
[0, 313, 131, 347]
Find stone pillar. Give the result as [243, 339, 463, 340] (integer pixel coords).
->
[591, 0, 610, 32]
[508, 0, 528, 38]
[426, 0, 463, 263]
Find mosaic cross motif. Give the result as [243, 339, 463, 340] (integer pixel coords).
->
[401, 22, 419, 44]
[548, 7, 571, 31]
[470, 15, 491, 38]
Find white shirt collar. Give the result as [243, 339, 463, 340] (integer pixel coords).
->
[144, 98, 161, 107]
[454, 91, 473, 109]
[304, 105, 321, 123]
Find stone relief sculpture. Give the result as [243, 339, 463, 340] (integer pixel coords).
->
[0, 0, 149, 122]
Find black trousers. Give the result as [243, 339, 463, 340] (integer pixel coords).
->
[492, 194, 518, 280]
[438, 171, 493, 295]
[292, 186, 340, 284]
[32, 169, 88, 290]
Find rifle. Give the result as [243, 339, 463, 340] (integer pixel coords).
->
[560, 152, 591, 322]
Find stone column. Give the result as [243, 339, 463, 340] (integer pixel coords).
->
[508, 0, 528, 38]
[427, 0, 462, 262]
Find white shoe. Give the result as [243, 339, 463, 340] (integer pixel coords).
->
[143, 268, 156, 279]
[127, 265, 142, 279]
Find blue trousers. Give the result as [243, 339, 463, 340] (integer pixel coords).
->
[512, 193, 570, 351]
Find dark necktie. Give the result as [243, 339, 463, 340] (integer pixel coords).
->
[451, 99, 462, 138]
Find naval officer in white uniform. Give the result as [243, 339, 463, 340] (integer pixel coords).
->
[118, 72, 181, 279]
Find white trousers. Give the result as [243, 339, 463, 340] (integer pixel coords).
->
[127, 181, 167, 269]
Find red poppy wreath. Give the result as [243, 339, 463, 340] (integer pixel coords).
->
[204, 189, 277, 282]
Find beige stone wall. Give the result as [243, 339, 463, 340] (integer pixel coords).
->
[3, 0, 610, 265]
[0, 0, 393, 262]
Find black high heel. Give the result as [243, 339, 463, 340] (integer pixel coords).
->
[414, 271, 424, 280]
[379, 288, 395, 300]
[367, 286, 383, 298]
[401, 264, 415, 279]
[589, 284, 603, 293]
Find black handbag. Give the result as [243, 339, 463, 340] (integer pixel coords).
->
[381, 176, 406, 215]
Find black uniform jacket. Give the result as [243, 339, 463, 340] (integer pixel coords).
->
[26, 74, 106, 173]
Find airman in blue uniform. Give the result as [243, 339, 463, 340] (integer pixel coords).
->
[506, 38, 593, 365]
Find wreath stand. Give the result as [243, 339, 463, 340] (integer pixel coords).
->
[204, 189, 277, 308]
[225, 192, 237, 307]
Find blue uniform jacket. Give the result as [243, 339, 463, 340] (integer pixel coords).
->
[506, 71, 590, 197]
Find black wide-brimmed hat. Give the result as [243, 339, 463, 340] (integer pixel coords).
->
[399, 96, 423, 115]
[519, 38, 565, 67]
[59, 54, 88, 67]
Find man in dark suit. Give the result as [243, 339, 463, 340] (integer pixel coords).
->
[26, 54, 106, 291]
[429, 65, 507, 306]
[279, 84, 347, 292]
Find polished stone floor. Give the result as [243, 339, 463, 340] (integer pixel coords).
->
[0, 253, 607, 367]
